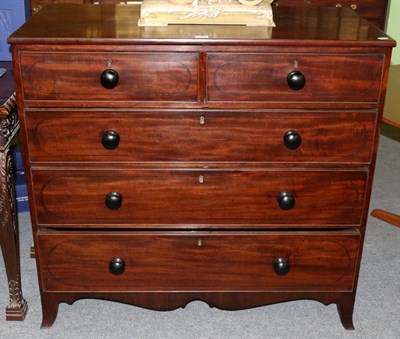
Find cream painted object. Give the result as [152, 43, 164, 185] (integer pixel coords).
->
[138, 0, 275, 26]
[168, 0, 264, 4]
[168, 0, 193, 5]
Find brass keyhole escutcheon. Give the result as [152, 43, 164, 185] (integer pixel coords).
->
[198, 175, 204, 183]
[199, 116, 205, 125]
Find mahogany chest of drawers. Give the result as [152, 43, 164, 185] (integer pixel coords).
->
[9, 4, 395, 329]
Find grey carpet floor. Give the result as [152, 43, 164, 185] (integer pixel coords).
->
[0, 135, 399, 339]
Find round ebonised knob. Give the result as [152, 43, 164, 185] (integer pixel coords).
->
[105, 192, 122, 210]
[102, 130, 120, 150]
[287, 70, 306, 90]
[283, 130, 302, 150]
[273, 258, 290, 276]
[100, 69, 119, 89]
[109, 258, 125, 275]
[277, 191, 295, 210]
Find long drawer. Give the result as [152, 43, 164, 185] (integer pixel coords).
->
[207, 53, 384, 103]
[19, 52, 199, 102]
[32, 169, 367, 227]
[26, 110, 376, 163]
[38, 230, 360, 292]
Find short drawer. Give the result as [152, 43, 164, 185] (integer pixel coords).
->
[38, 230, 360, 292]
[207, 53, 383, 103]
[19, 52, 199, 102]
[32, 169, 367, 227]
[26, 110, 375, 163]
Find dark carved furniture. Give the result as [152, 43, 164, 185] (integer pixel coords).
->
[29, 0, 141, 15]
[28, 0, 389, 29]
[9, 4, 395, 329]
[0, 62, 28, 321]
[271, 0, 389, 29]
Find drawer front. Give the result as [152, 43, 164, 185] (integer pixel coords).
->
[207, 53, 383, 103]
[32, 169, 367, 226]
[26, 110, 375, 163]
[20, 52, 199, 102]
[272, 0, 387, 20]
[38, 231, 359, 292]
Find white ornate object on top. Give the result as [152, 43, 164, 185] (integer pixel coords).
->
[168, 0, 194, 4]
[169, 0, 264, 6]
[237, 0, 264, 5]
[138, 0, 275, 26]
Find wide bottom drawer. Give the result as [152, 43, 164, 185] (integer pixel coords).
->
[38, 231, 359, 292]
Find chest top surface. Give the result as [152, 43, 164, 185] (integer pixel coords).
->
[8, 3, 395, 47]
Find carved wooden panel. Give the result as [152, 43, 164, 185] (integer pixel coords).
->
[30, 0, 132, 15]
[272, 0, 389, 29]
